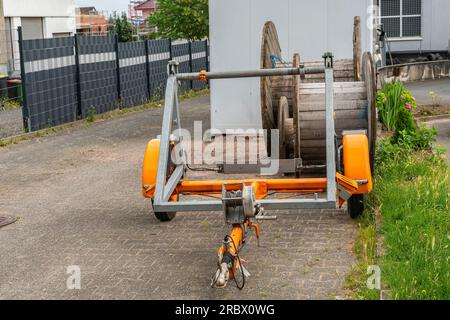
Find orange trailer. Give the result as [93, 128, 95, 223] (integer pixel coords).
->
[142, 54, 373, 289]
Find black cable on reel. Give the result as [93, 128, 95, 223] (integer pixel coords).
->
[186, 164, 219, 172]
[182, 149, 219, 172]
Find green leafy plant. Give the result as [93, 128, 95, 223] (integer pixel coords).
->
[116, 99, 124, 110]
[376, 126, 436, 166]
[149, 0, 209, 40]
[375, 137, 409, 166]
[147, 32, 158, 40]
[86, 106, 97, 123]
[108, 12, 134, 42]
[376, 82, 436, 153]
[419, 109, 433, 116]
[393, 125, 437, 151]
[395, 106, 415, 132]
[0, 98, 21, 111]
[436, 146, 447, 157]
[377, 82, 417, 131]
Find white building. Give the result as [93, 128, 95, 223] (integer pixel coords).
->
[376, 0, 450, 54]
[3, 0, 76, 72]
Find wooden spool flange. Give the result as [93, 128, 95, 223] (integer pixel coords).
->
[361, 52, 377, 172]
[260, 19, 377, 165]
[278, 96, 295, 159]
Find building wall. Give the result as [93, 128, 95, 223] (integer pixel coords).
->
[44, 17, 76, 38]
[3, 0, 74, 18]
[384, 0, 450, 53]
[7, 17, 21, 72]
[0, 0, 8, 74]
[3, 0, 76, 72]
[209, 0, 375, 131]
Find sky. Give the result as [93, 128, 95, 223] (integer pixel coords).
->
[75, 0, 130, 15]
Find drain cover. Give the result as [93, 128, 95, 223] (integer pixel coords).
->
[0, 215, 17, 228]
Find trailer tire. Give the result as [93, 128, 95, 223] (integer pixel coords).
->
[151, 199, 177, 222]
[154, 211, 177, 222]
[348, 194, 365, 219]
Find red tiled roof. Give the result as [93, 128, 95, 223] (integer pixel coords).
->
[134, 1, 157, 10]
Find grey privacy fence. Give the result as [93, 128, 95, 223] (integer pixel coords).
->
[20, 35, 78, 131]
[77, 34, 119, 118]
[19, 27, 209, 132]
[147, 39, 171, 100]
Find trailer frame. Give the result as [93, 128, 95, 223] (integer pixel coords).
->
[150, 54, 342, 214]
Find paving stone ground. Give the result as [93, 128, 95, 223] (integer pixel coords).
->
[0, 95, 357, 300]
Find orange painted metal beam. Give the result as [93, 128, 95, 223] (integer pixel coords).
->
[174, 178, 327, 199]
[144, 177, 328, 199]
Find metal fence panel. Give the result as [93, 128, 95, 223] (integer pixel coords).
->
[172, 40, 191, 92]
[19, 33, 209, 133]
[21, 36, 78, 131]
[191, 40, 208, 90]
[147, 39, 170, 100]
[77, 35, 118, 117]
[118, 41, 148, 108]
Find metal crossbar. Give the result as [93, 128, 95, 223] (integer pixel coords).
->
[175, 66, 325, 80]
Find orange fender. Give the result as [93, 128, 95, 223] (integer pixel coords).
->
[142, 139, 160, 198]
[343, 133, 373, 194]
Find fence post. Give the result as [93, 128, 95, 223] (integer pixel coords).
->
[205, 40, 209, 72]
[17, 26, 30, 132]
[144, 40, 151, 100]
[188, 41, 193, 90]
[205, 40, 209, 88]
[115, 34, 121, 104]
[74, 34, 83, 119]
[169, 38, 173, 60]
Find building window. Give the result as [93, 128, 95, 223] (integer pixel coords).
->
[380, 0, 422, 38]
[53, 32, 72, 38]
[21, 17, 44, 40]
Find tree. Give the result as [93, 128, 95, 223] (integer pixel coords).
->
[108, 12, 134, 42]
[149, 0, 209, 40]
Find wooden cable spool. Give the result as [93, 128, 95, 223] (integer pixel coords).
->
[260, 21, 281, 131]
[278, 96, 295, 159]
[260, 19, 377, 166]
[261, 21, 300, 159]
[361, 52, 377, 172]
[353, 16, 362, 81]
[292, 53, 301, 159]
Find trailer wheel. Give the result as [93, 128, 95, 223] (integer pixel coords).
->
[154, 211, 177, 222]
[348, 194, 366, 219]
[151, 198, 177, 222]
